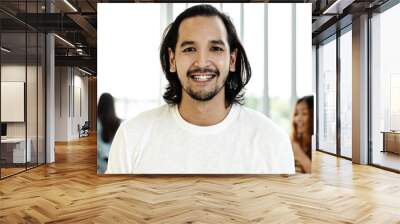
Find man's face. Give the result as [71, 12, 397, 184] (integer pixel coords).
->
[168, 16, 237, 102]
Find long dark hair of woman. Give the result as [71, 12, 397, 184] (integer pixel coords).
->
[97, 93, 121, 143]
[291, 95, 314, 159]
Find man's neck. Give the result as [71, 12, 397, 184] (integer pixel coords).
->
[178, 92, 231, 126]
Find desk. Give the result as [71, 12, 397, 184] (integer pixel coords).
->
[1, 138, 31, 163]
[382, 131, 400, 154]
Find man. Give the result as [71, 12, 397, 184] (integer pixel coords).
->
[106, 4, 295, 174]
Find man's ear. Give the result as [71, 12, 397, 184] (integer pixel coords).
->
[168, 48, 176, 73]
[229, 49, 238, 72]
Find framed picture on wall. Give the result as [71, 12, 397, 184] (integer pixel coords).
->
[1, 81, 25, 122]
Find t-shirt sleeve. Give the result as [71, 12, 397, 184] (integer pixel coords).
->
[276, 134, 296, 174]
[105, 124, 131, 174]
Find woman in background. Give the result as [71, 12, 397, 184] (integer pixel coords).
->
[291, 95, 313, 173]
[97, 93, 121, 174]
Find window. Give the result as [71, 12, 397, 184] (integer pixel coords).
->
[371, 3, 400, 171]
[318, 36, 337, 154]
[222, 3, 241, 39]
[98, 4, 161, 120]
[243, 4, 264, 112]
[173, 3, 186, 20]
[339, 28, 352, 158]
[268, 4, 292, 131]
[296, 4, 312, 97]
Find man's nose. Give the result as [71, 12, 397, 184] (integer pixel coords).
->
[194, 50, 210, 67]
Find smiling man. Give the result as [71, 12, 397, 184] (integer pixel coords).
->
[106, 4, 295, 174]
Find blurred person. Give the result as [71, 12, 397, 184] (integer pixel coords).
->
[97, 93, 121, 174]
[106, 4, 294, 174]
[291, 95, 313, 173]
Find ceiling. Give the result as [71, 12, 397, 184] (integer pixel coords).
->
[0, 0, 99, 74]
[311, 0, 390, 43]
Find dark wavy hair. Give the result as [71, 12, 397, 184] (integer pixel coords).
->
[97, 93, 121, 143]
[159, 4, 251, 108]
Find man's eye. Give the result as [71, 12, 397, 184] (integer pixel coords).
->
[211, 46, 224, 51]
[183, 47, 195, 52]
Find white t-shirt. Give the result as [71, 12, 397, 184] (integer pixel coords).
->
[105, 104, 295, 174]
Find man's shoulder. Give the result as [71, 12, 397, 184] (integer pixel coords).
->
[238, 105, 274, 126]
[121, 104, 173, 131]
[238, 105, 287, 137]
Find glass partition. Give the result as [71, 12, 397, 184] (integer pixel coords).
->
[0, 1, 46, 179]
[1, 31, 28, 178]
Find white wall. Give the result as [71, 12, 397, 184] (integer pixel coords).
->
[55, 67, 89, 141]
[55, 66, 69, 141]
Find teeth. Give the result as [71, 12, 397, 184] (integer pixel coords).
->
[192, 75, 213, 81]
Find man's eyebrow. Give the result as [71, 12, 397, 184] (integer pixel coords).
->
[210, 40, 226, 46]
[179, 40, 227, 48]
[180, 41, 195, 48]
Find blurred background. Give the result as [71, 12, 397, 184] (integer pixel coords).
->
[97, 3, 313, 133]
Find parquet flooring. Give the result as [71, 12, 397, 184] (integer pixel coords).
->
[372, 151, 400, 171]
[1, 163, 43, 178]
[1, 134, 400, 223]
[1, 167, 26, 178]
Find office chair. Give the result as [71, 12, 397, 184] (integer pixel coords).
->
[78, 121, 90, 138]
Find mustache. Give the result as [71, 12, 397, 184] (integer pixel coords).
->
[187, 67, 219, 77]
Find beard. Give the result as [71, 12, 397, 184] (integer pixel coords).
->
[184, 84, 225, 101]
[182, 67, 227, 101]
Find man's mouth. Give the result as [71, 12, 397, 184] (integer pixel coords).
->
[187, 67, 219, 83]
[189, 73, 217, 82]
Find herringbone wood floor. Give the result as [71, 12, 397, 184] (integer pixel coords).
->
[1, 134, 400, 223]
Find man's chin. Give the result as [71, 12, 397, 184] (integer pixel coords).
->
[189, 92, 217, 101]
[183, 85, 225, 102]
